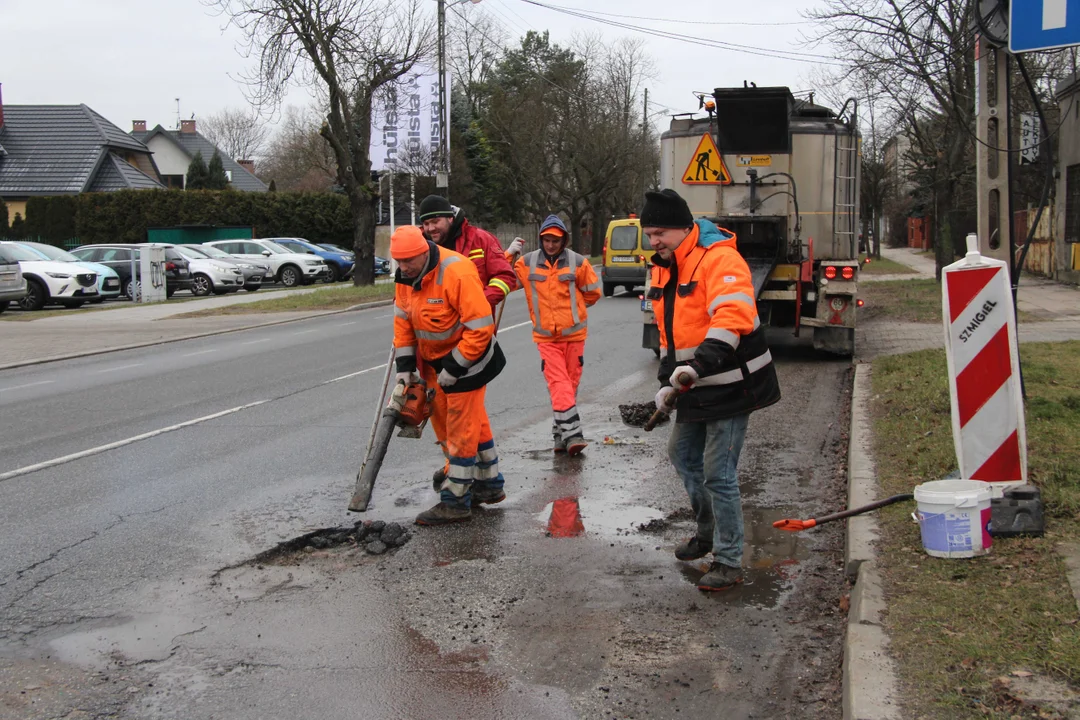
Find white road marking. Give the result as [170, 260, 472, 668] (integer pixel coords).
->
[0, 380, 53, 393]
[96, 363, 143, 374]
[0, 400, 270, 484]
[182, 349, 218, 357]
[336, 321, 358, 327]
[500, 320, 530, 332]
[373, 314, 390, 320]
[325, 364, 387, 384]
[292, 328, 320, 336]
[240, 338, 271, 346]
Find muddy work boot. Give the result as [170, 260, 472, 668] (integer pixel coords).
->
[696, 562, 743, 592]
[471, 484, 506, 505]
[415, 502, 471, 526]
[674, 536, 712, 561]
[564, 435, 587, 456]
[552, 425, 566, 453]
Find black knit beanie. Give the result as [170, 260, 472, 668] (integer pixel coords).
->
[639, 189, 693, 228]
[418, 194, 454, 221]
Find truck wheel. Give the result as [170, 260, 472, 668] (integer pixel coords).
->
[603, 282, 615, 297]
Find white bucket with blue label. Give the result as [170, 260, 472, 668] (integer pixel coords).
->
[913, 479, 993, 558]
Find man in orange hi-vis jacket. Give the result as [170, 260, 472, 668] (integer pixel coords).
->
[642, 189, 781, 592]
[390, 226, 507, 526]
[505, 215, 601, 455]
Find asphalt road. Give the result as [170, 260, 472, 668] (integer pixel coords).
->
[0, 289, 852, 719]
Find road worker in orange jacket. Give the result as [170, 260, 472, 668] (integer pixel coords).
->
[505, 215, 601, 455]
[390, 226, 507, 526]
[641, 189, 781, 592]
[418, 195, 516, 314]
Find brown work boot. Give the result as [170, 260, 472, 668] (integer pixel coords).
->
[431, 466, 447, 492]
[415, 502, 471, 526]
[696, 562, 743, 592]
[471, 485, 506, 505]
[565, 435, 587, 456]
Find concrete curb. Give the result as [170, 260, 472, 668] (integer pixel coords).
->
[0, 299, 394, 372]
[843, 363, 902, 720]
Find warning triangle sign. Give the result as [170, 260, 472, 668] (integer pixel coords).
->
[682, 133, 732, 185]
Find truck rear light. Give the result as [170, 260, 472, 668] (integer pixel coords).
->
[841, 266, 855, 280]
[824, 265, 837, 280]
[857, 299, 865, 307]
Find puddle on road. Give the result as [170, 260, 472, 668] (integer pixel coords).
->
[536, 497, 665, 540]
[50, 614, 205, 669]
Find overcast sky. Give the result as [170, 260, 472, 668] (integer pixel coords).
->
[1, 0, 838, 140]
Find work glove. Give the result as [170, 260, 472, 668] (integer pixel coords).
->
[437, 369, 459, 388]
[669, 365, 699, 389]
[655, 386, 679, 414]
[507, 237, 524, 256]
[396, 371, 420, 385]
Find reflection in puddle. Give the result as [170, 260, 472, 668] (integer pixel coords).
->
[676, 560, 793, 608]
[536, 497, 664, 540]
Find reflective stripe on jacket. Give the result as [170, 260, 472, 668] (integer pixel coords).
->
[512, 249, 602, 343]
[393, 242, 505, 393]
[648, 219, 780, 422]
[437, 209, 517, 312]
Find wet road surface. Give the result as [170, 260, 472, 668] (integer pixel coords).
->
[0, 291, 852, 719]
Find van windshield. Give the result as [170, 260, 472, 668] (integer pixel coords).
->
[609, 226, 639, 251]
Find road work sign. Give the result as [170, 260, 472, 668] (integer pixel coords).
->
[682, 133, 732, 185]
[942, 233, 1027, 496]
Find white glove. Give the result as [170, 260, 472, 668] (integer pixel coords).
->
[669, 365, 699, 389]
[655, 386, 678, 414]
[396, 371, 420, 385]
[507, 237, 524, 255]
[437, 369, 458, 388]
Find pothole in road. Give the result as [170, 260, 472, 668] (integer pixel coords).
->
[250, 521, 413, 565]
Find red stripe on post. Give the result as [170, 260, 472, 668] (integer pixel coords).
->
[971, 430, 1022, 482]
[955, 325, 1012, 427]
[947, 267, 1000, 323]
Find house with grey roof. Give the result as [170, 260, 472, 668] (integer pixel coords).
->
[0, 87, 164, 224]
[131, 120, 268, 192]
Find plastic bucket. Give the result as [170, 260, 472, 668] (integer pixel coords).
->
[913, 479, 993, 558]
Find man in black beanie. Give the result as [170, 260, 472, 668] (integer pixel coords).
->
[417, 195, 516, 314]
[641, 188, 781, 592]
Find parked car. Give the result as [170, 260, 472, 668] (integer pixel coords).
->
[191, 243, 268, 292]
[70, 244, 193, 298]
[0, 241, 98, 310]
[318, 244, 391, 276]
[13, 241, 121, 302]
[269, 237, 355, 283]
[205, 239, 327, 287]
[0, 244, 28, 313]
[172, 244, 246, 296]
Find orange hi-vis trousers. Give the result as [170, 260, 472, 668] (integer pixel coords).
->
[538, 340, 585, 441]
[421, 362, 502, 504]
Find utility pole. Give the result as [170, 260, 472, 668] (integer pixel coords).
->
[437, 0, 449, 197]
[642, 88, 649, 199]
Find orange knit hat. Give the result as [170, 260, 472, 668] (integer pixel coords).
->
[540, 226, 565, 238]
[390, 226, 429, 259]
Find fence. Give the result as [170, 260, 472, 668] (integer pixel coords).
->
[1014, 207, 1055, 277]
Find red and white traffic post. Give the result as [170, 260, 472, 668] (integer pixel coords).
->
[942, 233, 1027, 497]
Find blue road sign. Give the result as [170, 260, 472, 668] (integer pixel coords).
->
[1010, 0, 1080, 52]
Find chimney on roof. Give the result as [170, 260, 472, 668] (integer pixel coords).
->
[133, 120, 146, 133]
[180, 119, 196, 134]
[238, 159, 255, 175]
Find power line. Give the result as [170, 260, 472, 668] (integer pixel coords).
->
[515, 0, 847, 66]
[529, 2, 810, 27]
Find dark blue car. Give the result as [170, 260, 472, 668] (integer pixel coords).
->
[267, 237, 355, 283]
[319, 244, 390, 276]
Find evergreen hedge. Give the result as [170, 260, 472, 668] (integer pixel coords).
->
[25, 190, 355, 247]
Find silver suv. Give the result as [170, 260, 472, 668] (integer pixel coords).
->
[0, 244, 28, 313]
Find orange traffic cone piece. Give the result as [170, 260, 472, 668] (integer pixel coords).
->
[547, 497, 585, 537]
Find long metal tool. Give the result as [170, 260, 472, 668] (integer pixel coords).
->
[348, 345, 396, 512]
[643, 372, 692, 432]
[772, 494, 914, 532]
[493, 242, 522, 334]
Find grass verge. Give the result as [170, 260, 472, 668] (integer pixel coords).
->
[174, 284, 396, 317]
[870, 342, 1080, 718]
[861, 279, 1044, 324]
[859, 254, 919, 275]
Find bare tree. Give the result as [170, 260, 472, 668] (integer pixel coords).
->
[199, 106, 269, 162]
[447, 4, 506, 118]
[258, 105, 337, 191]
[210, 0, 435, 284]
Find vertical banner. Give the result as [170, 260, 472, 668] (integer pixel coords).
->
[942, 234, 1027, 496]
[369, 66, 451, 172]
[1020, 112, 1040, 165]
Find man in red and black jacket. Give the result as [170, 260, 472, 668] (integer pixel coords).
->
[418, 195, 516, 312]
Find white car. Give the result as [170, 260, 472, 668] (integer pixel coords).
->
[0, 244, 28, 313]
[173, 245, 246, 296]
[205, 239, 327, 288]
[194, 243, 268, 292]
[0, 242, 98, 310]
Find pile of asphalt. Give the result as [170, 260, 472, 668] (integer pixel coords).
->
[618, 401, 667, 428]
[252, 521, 412, 564]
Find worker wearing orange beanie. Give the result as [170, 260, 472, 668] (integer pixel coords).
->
[389, 226, 507, 525]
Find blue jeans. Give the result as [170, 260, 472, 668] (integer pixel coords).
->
[667, 414, 750, 568]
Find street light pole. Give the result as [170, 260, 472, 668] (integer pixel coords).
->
[436, 0, 482, 199]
